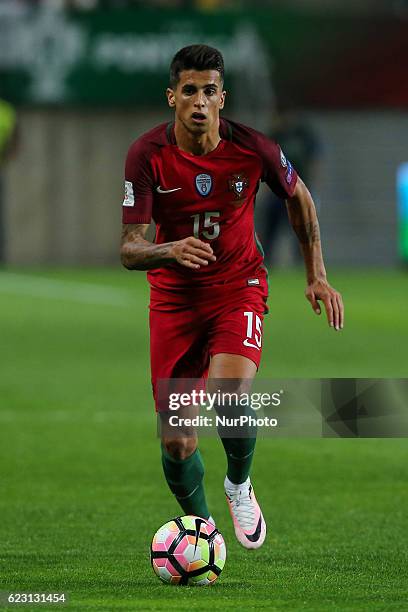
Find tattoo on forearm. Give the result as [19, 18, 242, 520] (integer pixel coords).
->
[121, 224, 173, 269]
[125, 243, 172, 269]
[293, 222, 321, 245]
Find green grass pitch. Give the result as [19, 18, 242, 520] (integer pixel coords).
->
[0, 267, 407, 611]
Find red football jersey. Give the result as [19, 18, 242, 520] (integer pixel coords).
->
[122, 118, 298, 290]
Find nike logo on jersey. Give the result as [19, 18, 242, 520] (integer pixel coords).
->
[156, 185, 182, 194]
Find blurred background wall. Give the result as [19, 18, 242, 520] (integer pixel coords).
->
[1, 0, 407, 266]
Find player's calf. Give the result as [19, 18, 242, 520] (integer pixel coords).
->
[160, 436, 211, 520]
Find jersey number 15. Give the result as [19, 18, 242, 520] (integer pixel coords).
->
[191, 212, 220, 240]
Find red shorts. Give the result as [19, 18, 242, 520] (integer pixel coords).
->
[149, 272, 268, 411]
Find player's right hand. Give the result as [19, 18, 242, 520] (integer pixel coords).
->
[170, 236, 216, 269]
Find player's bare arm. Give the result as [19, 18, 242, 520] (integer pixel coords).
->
[286, 177, 344, 331]
[120, 223, 216, 270]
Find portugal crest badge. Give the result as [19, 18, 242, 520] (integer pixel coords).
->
[195, 173, 212, 196]
[228, 174, 249, 204]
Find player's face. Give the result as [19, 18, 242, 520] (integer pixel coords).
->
[166, 70, 226, 134]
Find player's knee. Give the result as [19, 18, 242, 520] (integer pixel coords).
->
[162, 437, 197, 461]
[209, 378, 252, 398]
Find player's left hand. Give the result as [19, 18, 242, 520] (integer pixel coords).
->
[305, 279, 344, 331]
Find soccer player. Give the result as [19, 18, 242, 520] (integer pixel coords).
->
[120, 45, 344, 549]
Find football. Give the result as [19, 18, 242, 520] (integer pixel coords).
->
[150, 515, 226, 585]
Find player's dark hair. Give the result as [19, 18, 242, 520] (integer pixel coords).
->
[169, 45, 224, 88]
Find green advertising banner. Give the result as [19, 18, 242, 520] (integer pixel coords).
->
[0, 6, 275, 106]
[0, 5, 407, 108]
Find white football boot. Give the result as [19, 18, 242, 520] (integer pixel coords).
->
[224, 476, 266, 549]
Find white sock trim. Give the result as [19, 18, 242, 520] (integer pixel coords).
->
[224, 475, 250, 490]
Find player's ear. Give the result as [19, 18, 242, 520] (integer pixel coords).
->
[166, 88, 176, 108]
[219, 90, 226, 110]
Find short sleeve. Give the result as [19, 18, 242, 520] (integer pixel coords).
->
[122, 140, 154, 224]
[257, 132, 298, 199]
[223, 118, 298, 200]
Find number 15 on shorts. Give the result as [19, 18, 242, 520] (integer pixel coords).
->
[243, 311, 262, 350]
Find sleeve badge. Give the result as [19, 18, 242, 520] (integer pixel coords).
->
[123, 180, 135, 207]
